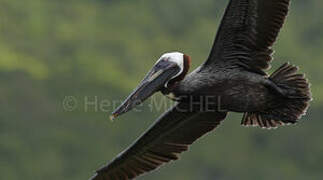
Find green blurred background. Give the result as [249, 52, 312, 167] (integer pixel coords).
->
[1, 0, 322, 179]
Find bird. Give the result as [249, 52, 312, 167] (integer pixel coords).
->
[91, 0, 312, 179]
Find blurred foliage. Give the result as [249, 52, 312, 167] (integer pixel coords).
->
[0, 0, 323, 180]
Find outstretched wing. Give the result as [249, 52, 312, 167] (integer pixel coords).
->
[203, 0, 290, 75]
[90, 103, 227, 180]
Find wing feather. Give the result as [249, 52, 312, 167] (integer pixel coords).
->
[203, 0, 290, 75]
[91, 103, 227, 180]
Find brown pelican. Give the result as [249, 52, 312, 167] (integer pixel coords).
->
[91, 0, 311, 179]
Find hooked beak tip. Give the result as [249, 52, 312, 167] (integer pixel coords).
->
[109, 114, 118, 122]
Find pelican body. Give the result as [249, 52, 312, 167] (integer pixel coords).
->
[167, 65, 270, 111]
[92, 0, 311, 179]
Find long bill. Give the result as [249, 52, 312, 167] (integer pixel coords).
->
[110, 60, 180, 120]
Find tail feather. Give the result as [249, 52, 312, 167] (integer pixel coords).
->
[242, 63, 312, 129]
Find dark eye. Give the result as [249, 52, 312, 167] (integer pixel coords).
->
[159, 59, 168, 64]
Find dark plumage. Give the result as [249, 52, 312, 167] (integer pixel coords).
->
[91, 0, 311, 179]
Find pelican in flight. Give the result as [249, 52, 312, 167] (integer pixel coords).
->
[91, 0, 311, 179]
